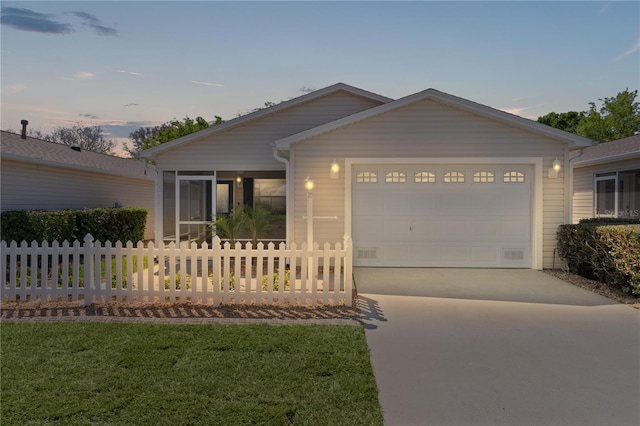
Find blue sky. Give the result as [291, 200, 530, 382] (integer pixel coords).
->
[2, 1, 638, 156]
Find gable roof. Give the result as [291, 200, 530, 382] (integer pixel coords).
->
[276, 88, 595, 150]
[573, 134, 640, 167]
[139, 82, 393, 159]
[0, 131, 153, 180]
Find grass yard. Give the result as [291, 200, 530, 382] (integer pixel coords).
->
[1, 323, 382, 426]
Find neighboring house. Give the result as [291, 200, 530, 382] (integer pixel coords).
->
[1, 130, 155, 240]
[140, 83, 594, 269]
[572, 134, 640, 223]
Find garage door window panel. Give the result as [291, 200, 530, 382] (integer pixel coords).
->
[504, 171, 525, 183]
[444, 171, 465, 183]
[415, 171, 436, 183]
[385, 171, 407, 183]
[473, 171, 495, 183]
[356, 171, 377, 183]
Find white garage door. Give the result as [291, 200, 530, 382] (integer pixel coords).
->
[352, 164, 533, 268]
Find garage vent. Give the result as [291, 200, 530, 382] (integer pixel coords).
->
[356, 247, 378, 260]
[503, 249, 525, 261]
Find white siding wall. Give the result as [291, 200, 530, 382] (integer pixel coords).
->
[1, 159, 155, 240]
[155, 91, 383, 170]
[572, 158, 640, 223]
[290, 99, 568, 269]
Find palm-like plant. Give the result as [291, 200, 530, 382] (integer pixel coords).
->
[209, 208, 244, 247]
[243, 205, 274, 246]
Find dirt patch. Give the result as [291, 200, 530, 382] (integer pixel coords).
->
[545, 270, 640, 309]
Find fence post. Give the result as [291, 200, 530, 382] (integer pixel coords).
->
[83, 234, 94, 306]
[343, 234, 353, 307]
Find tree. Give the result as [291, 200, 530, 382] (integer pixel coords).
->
[537, 89, 640, 143]
[126, 115, 222, 157]
[576, 89, 639, 142]
[45, 124, 116, 154]
[537, 111, 584, 134]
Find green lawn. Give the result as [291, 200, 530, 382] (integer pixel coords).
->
[1, 323, 382, 426]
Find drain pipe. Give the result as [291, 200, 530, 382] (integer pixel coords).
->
[273, 146, 291, 246]
[568, 146, 589, 224]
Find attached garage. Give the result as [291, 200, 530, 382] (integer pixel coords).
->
[352, 163, 533, 268]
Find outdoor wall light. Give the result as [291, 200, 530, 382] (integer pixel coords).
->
[330, 159, 340, 179]
[236, 176, 242, 184]
[548, 158, 562, 179]
[304, 176, 314, 193]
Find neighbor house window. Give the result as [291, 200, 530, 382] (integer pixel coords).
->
[357, 171, 377, 183]
[473, 171, 495, 183]
[385, 171, 406, 183]
[595, 170, 640, 218]
[503, 171, 525, 183]
[415, 172, 436, 183]
[444, 171, 465, 183]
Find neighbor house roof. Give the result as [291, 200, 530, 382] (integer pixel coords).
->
[139, 82, 393, 159]
[0, 131, 153, 180]
[276, 88, 595, 150]
[573, 134, 640, 167]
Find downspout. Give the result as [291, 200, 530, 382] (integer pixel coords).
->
[568, 146, 588, 224]
[273, 146, 291, 246]
[144, 162, 162, 246]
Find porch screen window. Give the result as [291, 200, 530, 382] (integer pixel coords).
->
[595, 170, 640, 218]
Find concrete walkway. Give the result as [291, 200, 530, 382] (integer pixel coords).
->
[355, 268, 640, 426]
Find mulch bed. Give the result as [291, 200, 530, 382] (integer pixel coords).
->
[544, 270, 640, 309]
[1, 294, 362, 321]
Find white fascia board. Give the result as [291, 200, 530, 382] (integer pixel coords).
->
[276, 89, 595, 150]
[140, 83, 392, 159]
[574, 152, 640, 168]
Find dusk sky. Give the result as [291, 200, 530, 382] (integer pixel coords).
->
[1, 1, 638, 156]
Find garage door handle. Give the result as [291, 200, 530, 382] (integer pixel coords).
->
[409, 225, 413, 231]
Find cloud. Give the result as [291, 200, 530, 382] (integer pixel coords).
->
[123, 103, 140, 108]
[617, 39, 640, 60]
[190, 80, 223, 87]
[300, 86, 316, 94]
[0, 7, 116, 36]
[66, 11, 117, 36]
[118, 70, 143, 76]
[79, 113, 100, 119]
[4, 83, 28, 94]
[0, 6, 73, 34]
[65, 71, 95, 81]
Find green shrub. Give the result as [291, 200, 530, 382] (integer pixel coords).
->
[76, 208, 147, 243]
[579, 217, 640, 225]
[557, 224, 640, 295]
[0, 208, 147, 244]
[0, 210, 76, 243]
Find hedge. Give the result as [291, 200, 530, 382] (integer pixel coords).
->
[0, 208, 147, 244]
[557, 223, 640, 295]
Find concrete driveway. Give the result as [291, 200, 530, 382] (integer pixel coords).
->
[355, 268, 640, 426]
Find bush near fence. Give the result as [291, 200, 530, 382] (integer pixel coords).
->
[0, 208, 147, 244]
[556, 223, 640, 295]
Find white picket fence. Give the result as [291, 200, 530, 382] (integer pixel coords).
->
[1, 234, 353, 307]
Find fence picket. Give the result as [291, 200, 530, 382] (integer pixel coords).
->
[1, 234, 352, 307]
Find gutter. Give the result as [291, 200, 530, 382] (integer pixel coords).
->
[272, 146, 291, 246]
[568, 147, 588, 223]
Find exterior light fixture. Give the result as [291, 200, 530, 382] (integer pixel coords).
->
[236, 176, 242, 184]
[330, 159, 340, 179]
[548, 158, 562, 179]
[304, 176, 314, 193]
